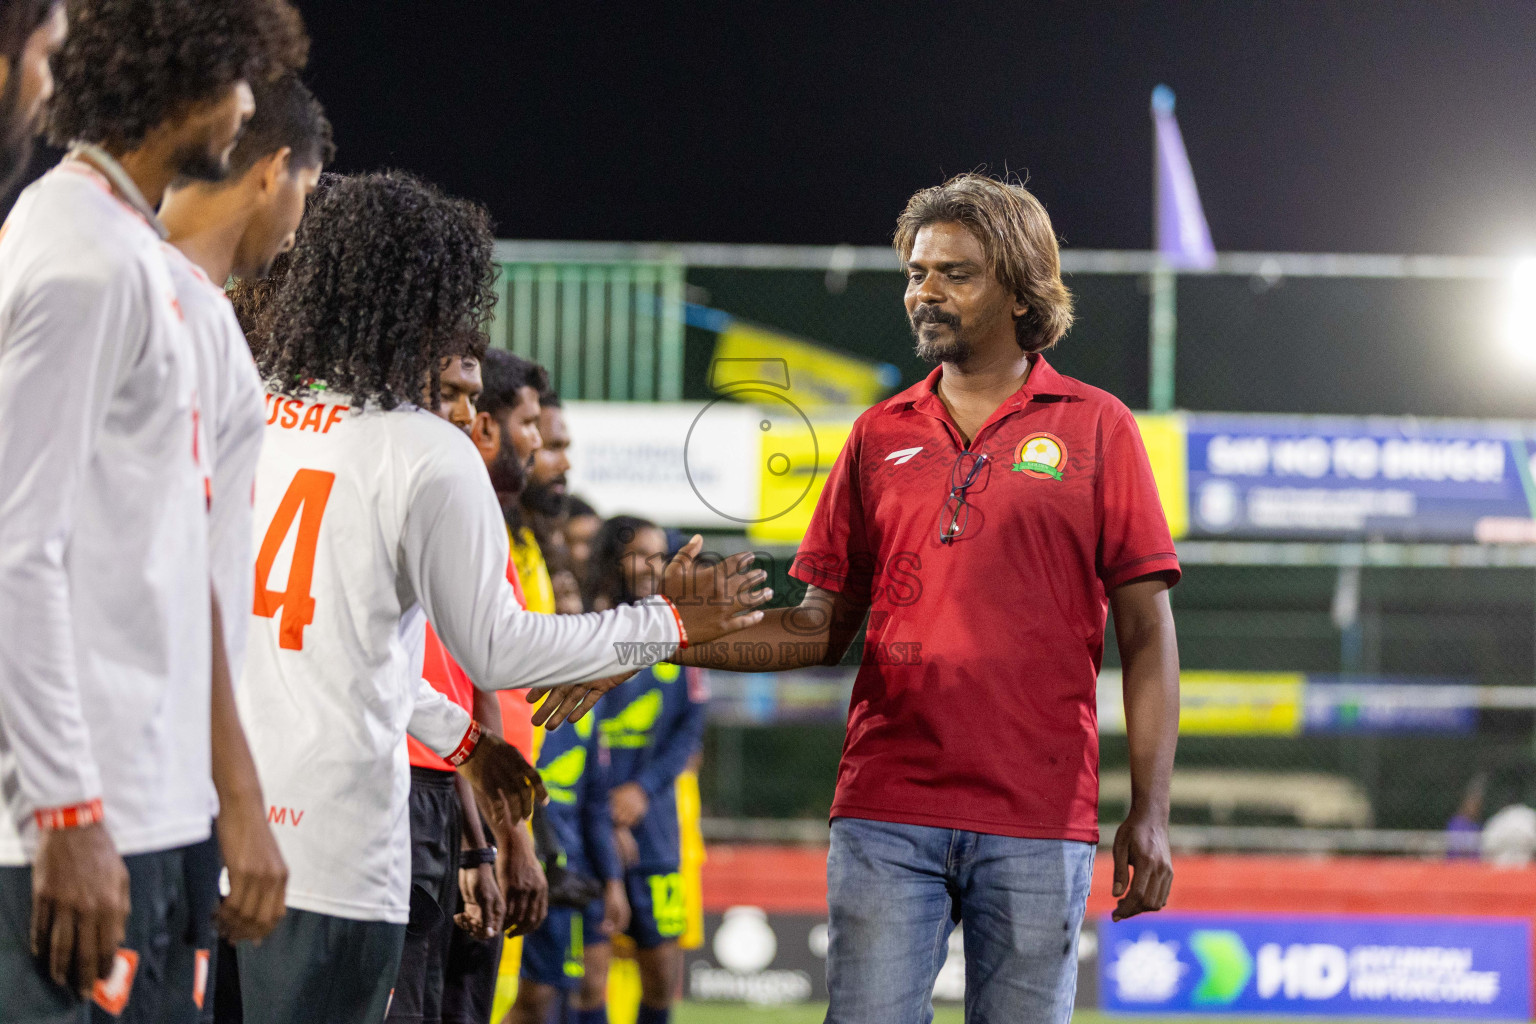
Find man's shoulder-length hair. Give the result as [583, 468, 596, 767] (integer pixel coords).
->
[893, 172, 1075, 354]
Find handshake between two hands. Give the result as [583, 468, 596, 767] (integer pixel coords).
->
[458, 535, 770, 832]
[523, 534, 772, 731]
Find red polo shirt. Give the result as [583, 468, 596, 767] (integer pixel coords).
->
[789, 356, 1179, 843]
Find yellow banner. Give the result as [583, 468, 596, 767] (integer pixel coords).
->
[1099, 669, 1304, 736]
[713, 325, 894, 409]
[1178, 671, 1305, 736]
[748, 413, 855, 546]
[1133, 412, 1189, 539]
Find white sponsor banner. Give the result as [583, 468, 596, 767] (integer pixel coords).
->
[563, 401, 760, 528]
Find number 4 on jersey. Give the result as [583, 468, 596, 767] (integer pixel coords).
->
[253, 469, 335, 650]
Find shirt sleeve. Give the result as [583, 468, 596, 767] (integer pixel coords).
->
[406, 672, 474, 758]
[1096, 410, 1182, 590]
[788, 424, 875, 604]
[399, 436, 683, 690]
[580, 729, 621, 882]
[0, 267, 138, 815]
[634, 670, 708, 800]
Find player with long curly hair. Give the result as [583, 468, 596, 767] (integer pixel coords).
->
[0, 1, 306, 1019]
[257, 169, 499, 413]
[233, 171, 770, 1024]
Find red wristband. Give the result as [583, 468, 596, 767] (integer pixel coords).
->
[662, 596, 688, 650]
[35, 798, 104, 831]
[445, 719, 482, 768]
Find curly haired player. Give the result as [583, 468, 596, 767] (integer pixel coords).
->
[233, 170, 770, 1024]
[0, 1, 306, 1021]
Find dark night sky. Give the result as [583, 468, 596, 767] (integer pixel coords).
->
[298, 1, 1536, 256]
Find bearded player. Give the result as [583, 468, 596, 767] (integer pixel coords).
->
[232, 171, 769, 1024]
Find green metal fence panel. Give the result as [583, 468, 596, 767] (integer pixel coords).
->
[486, 249, 684, 401]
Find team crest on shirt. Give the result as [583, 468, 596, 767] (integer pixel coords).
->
[1012, 432, 1066, 479]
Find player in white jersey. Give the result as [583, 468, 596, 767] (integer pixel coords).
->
[0, 2, 306, 1020]
[158, 72, 333, 1017]
[0, 1, 65, 195]
[232, 170, 769, 1024]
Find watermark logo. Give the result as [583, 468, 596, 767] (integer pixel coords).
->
[685, 358, 820, 525]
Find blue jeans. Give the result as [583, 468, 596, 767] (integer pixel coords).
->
[825, 817, 1094, 1024]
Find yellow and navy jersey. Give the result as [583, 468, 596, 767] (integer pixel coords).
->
[535, 711, 620, 880]
[596, 662, 708, 872]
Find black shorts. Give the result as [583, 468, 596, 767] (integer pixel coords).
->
[440, 920, 502, 1024]
[388, 767, 462, 1024]
[235, 908, 404, 1024]
[0, 834, 219, 1024]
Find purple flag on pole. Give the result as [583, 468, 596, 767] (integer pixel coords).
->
[1152, 84, 1216, 270]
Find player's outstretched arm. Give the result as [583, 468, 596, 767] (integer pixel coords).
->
[403, 450, 770, 704]
[209, 590, 288, 942]
[1108, 576, 1180, 922]
[521, 535, 777, 728]
[671, 583, 868, 672]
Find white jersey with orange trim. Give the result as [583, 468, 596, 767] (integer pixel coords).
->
[241, 390, 683, 922]
[161, 246, 266, 678]
[0, 162, 213, 864]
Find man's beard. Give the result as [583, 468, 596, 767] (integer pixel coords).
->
[0, 67, 36, 196]
[910, 304, 971, 365]
[522, 476, 567, 518]
[171, 134, 233, 185]
[489, 445, 532, 496]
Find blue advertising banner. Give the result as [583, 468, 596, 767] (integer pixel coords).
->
[1185, 414, 1536, 541]
[1100, 914, 1531, 1019]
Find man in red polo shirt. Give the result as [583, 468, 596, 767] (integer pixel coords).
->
[679, 173, 1181, 1023]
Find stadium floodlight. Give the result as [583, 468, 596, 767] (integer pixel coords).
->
[1501, 256, 1536, 365]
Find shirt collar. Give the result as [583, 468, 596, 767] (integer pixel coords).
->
[66, 141, 169, 240]
[881, 354, 1077, 416]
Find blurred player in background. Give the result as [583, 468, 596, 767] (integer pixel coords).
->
[235, 170, 769, 1023]
[0, 0, 64, 194]
[0, 1, 305, 1019]
[580, 517, 708, 1024]
[562, 496, 602, 595]
[507, 678, 627, 1024]
[675, 174, 1182, 1024]
[158, 68, 334, 1018]
[507, 388, 575, 615]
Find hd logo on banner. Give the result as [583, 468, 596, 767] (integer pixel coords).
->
[1100, 914, 1531, 1020]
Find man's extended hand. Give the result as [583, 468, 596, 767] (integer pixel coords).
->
[497, 825, 548, 937]
[526, 537, 770, 730]
[214, 796, 288, 942]
[459, 732, 547, 825]
[527, 671, 636, 731]
[664, 535, 772, 646]
[31, 822, 129, 997]
[609, 782, 649, 830]
[1111, 807, 1173, 921]
[455, 863, 505, 940]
